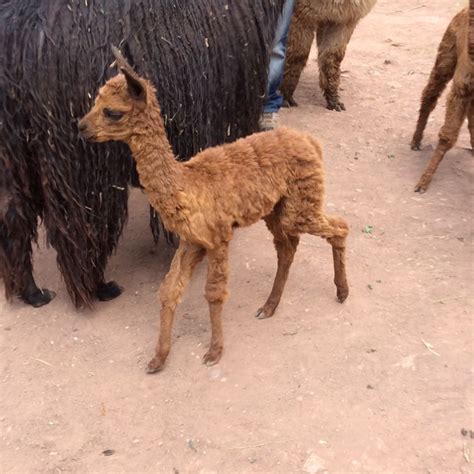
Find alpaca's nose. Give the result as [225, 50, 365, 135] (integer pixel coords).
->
[78, 119, 95, 141]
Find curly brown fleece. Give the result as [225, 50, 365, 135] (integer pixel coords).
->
[411, 5, 473, 192]
[281, 0, 376, 111]
[79, 48, 349, 373]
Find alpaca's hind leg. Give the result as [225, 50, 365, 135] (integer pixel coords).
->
[0, 194, 55, 307]
[281, 25, 315, 107]
[256, 216, 299, 319]
[415, 86, 467, 192]
[308, 215, 349, 302]
[0, 239, 55, 308]
[316, 21, 357, 111]
[467, 97, 474, 153]
[22, 272, 56, 307]
[202, 243, 229, 366]
[95, 281, 122, 302]
[147, 241, 206, 374]
[411, 23, 457, 150]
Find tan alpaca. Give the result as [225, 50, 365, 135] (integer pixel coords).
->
[79, 47, 349, 373]
[281, 0, 377, 110]
[411, 6, 474, 192]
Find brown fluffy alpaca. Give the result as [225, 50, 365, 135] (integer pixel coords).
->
[280, 0, 376, 110]
[79, 48, 349, 373]
[411, 6, 473, 192]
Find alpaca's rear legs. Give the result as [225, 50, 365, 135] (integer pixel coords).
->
[309, 215, 349, 302]
[328, 236, 349, 303]
[147, 241, 206, 374]
[0, 195, 55, 307]
[411, 23, 457, 150]
[95, 281, 122, 302]
[316, 21, 357, 111]
[415, 87, 467, 192]
[202, 243, 229, 366]
[257, 217, 299, 319]
[281, 26, 314, 107]
[22, 272, 56, 308]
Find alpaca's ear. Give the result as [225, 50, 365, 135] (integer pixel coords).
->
[121, 67, 146, 102]
[110, 45, 146, 102]
[111, 45, 131, 71]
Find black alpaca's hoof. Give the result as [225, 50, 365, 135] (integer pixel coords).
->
[96, 281, 123, 302]
[22, 288, 56, 308]
[410, 141, 421, 151]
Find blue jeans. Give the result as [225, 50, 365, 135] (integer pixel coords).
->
[264, 0, 296, 114]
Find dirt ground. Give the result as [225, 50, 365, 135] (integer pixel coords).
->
[1, 0, 473, 472]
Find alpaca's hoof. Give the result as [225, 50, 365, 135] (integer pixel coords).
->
[337, 287, 349, 303]
[414, 178, 430, 193]
[282, 97, 298, 108]
[96, 281, 123, 302]
[411, 141, 421, 151]
[327, 99, 345, 112]
[202, 347, 223, 366]
[288, 97, 298, 107]
[22, 288, 56, 308]
[255, 305, 276, 319]
[146, 356, 166, 374]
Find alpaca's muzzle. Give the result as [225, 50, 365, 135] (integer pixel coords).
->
[78, 118, 95, 141]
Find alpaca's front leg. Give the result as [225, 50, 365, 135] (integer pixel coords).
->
[202, 243, 229, 366]
[147, 241, 206, 374]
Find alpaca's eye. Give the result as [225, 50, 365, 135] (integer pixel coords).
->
[103, 108, 123, 121]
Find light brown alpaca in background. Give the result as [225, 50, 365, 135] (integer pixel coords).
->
[411, 5, 473, 192]
[79, 47, 349, 373]
[281, 0, 377, 110]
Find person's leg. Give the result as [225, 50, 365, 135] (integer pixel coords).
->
[261, 0, 296, 129]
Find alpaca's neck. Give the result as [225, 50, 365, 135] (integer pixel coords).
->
[128, 103, 182, 200]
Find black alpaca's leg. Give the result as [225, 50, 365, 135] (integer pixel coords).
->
[95, 280, 123, 301]
[0, 199, 55, 307]
[21, 271, 56, 308]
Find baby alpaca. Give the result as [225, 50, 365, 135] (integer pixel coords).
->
[281, 0, 377, 110]
[411, 6, 473, 192]
[79, 47, 349, 373]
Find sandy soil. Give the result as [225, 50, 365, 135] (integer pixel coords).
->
[1, 0, 473, 472]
